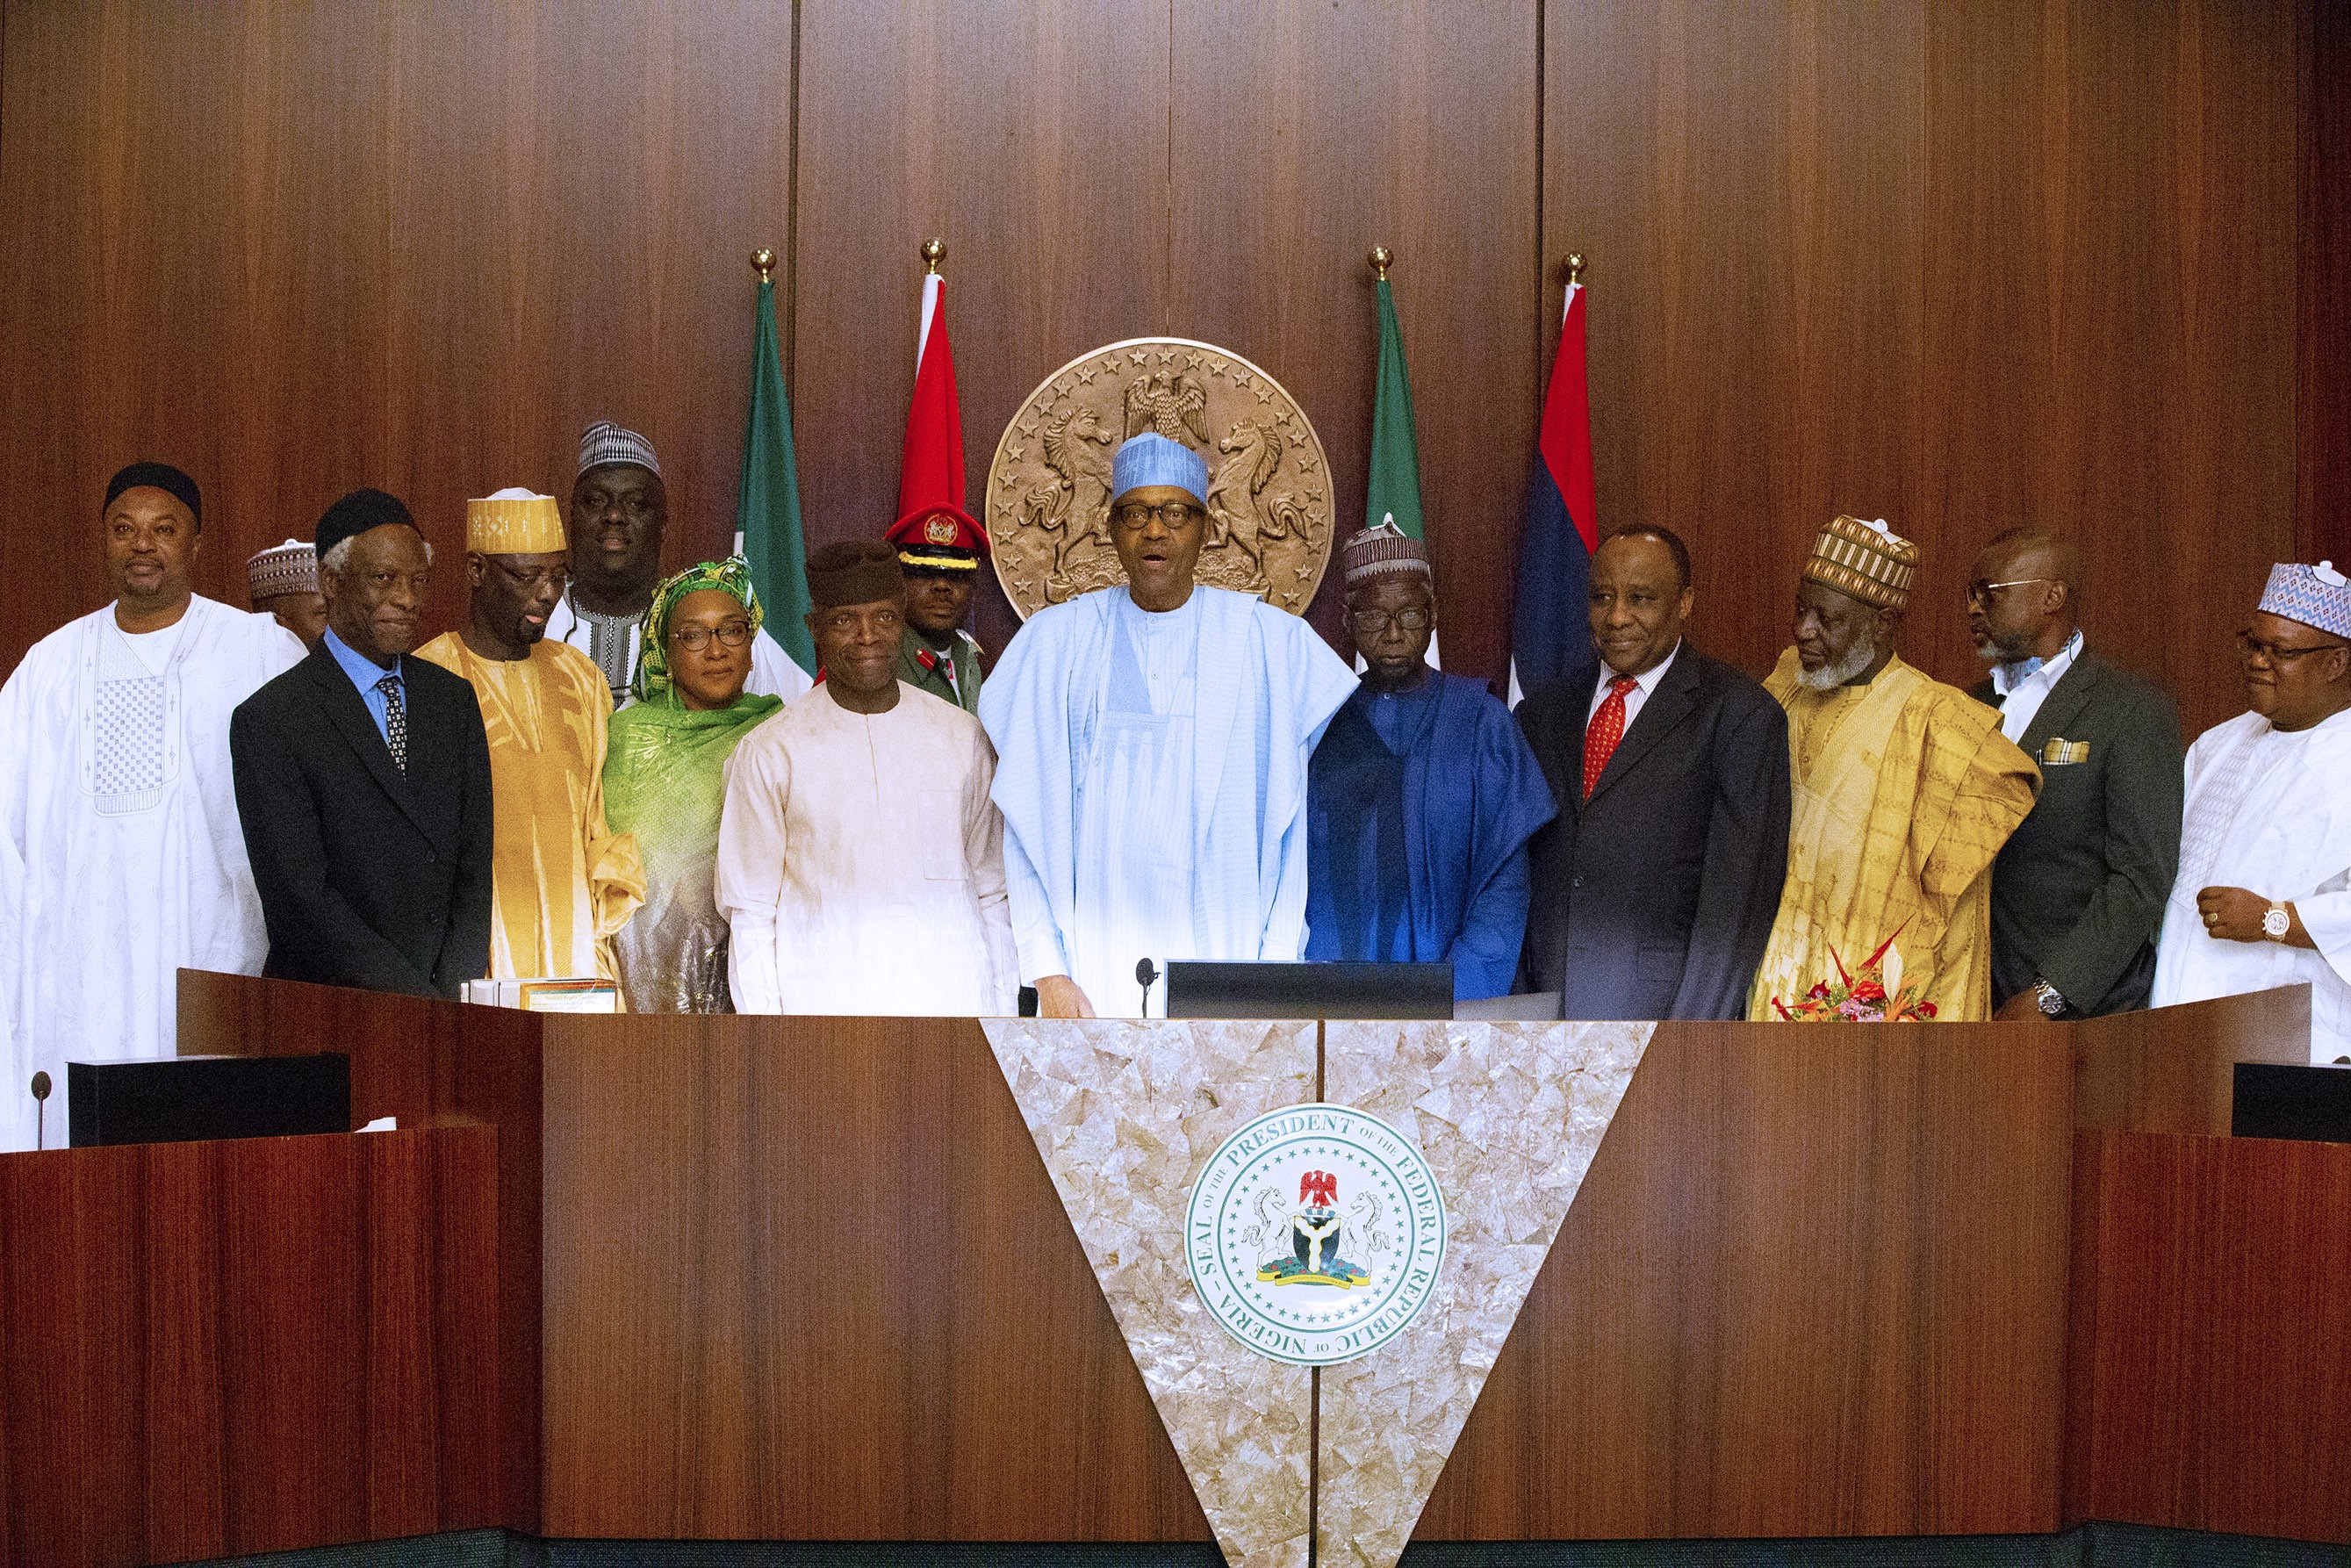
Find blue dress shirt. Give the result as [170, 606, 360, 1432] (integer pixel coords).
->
[321, 626, 405, 744]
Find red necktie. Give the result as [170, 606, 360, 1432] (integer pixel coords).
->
[1582, 675, 1638, 798]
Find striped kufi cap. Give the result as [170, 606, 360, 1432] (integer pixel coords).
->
[577, 420, 661, 479]
[245, 539, 317, 600]
[2258, 560, 2351, 640]
[1803, 514, 1918, 611]
[1342, 519, 1431, 588]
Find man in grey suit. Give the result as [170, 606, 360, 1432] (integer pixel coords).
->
[1518, 526, 1791, 1019]
[1966, 528, 2182, 1019]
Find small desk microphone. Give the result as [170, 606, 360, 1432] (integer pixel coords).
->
[30, 1071, 51, 1152]
[1135, 958, 1160, 1018]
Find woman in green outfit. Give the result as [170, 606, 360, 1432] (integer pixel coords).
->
[603, 559, 786, 1012]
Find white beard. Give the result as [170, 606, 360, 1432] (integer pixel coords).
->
[1795, 636, 1879, 691]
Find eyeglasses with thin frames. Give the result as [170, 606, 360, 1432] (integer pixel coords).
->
[1349, 608, 1431, 635]
[1964, 577, 2054, 607]
[2236, 631, 2348, 665]
[670, 622, 753, 651]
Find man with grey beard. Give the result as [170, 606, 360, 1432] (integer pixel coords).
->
[1745, 515, 2038, 1022]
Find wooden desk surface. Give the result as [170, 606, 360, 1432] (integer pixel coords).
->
[0, 974, 2319, 1563]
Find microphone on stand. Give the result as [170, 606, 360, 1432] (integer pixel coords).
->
[1135, 958, 1160, 1019]
[30, 1071, 51, 1152]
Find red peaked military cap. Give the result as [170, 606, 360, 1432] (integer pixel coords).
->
[886, 503, 990, 571]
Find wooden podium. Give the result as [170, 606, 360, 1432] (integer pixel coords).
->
[0, 974, 2342, 1564]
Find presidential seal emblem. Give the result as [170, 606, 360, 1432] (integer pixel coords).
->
[1185, 1103, 1445, 1367]
[985, 337, 1336, 620]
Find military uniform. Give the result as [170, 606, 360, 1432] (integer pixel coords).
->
[898, 626, 984, 714]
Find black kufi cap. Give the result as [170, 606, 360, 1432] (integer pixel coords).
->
[806, 538, 908, 610]
[314, 487, 419, 559]
[104, 462, 202, 529]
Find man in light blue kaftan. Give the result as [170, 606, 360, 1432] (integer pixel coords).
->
[979, 433, 1357, 1018]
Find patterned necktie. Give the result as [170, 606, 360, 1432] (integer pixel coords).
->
[1581, 675, 1638, 798]
[376, 674, 408, 774]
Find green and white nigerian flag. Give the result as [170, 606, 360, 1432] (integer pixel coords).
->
[736, 271, 816, 676]
[1367, 274, 1437, 667]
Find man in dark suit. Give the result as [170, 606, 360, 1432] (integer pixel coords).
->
[231, 489, 494, 998]
[1518, 526, 1791, 1019]
[1966, 528, 2181, 1019]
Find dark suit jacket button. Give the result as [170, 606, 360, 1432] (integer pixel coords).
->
[1571, 876, 1583, 888]
[427, 850, 438, 864]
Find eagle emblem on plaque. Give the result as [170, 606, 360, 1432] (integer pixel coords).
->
[1186, 1104, 1445, 1366]
[986, 338, 1337, 619]
[1256, 1169, 1378, 1288]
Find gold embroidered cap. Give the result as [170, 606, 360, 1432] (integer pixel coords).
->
[1802, 514, 1917, 611]
[466, 486, 566, 555]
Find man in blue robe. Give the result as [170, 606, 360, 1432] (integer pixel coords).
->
[1305, 524, 1556, 999]
[980, 433, 1357, 1018]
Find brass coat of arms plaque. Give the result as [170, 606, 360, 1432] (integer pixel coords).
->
[986, 338, 1335, 619]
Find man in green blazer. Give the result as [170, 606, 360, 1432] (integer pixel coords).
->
[1967, 529, 2182, 1019]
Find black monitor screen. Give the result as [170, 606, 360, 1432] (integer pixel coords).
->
[1163, 960, 1453, 1020]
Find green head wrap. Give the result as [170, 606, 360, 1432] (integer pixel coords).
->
[605, 557, 786, 1012]
[633, 556, 766, 706]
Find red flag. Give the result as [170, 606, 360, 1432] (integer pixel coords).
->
[895, 274, 972, 532]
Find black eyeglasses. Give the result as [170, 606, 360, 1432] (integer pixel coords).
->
[671, 622, 753, 651]
[2236, 631, 2347, 665]
[1111, 501, 1205, 529]
[1349, 608, 1430, 635]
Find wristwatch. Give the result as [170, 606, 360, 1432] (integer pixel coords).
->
[2263, 902, 2292, 940]
[2031, 979, 2067, 1018]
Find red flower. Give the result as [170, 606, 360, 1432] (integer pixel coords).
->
[1808, 982, 1830, 1000]
[1851, 981, 1887, 1003]
[1918, 1002, 1938, 1018]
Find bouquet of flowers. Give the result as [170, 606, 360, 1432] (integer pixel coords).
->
[1771, 926, 1938, 1022]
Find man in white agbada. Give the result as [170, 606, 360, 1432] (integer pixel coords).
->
[717, 540, 1016, 1015]
[0, 463, 303, 1148]
[979, 432, 1356, 1018]
[2152, 561, 2351, 1064]
[547, 421, 809, 707]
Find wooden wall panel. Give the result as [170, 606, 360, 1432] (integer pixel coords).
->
[0, 0, 792, 673]
[536, 1013, 1209, 1541]
[1921, 0, 2301, 737]
[788, 0, 1173, 671]
[0, 0, 2321, 729]
[2303, 0, 2351, 569]
[1541, 0, 2300, 737]
[0, 1129, 501, 1567]
[1170, 0, 1542, 673]
[1543, 0, 1926, 699]
[2067, 1129, 2351, 1544]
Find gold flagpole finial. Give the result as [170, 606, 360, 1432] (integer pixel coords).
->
[1565, 252, 1586, 285]
[921, 237, 946, 275]
[1368, 245, 1394, 280]
[750, 248, 777, 282]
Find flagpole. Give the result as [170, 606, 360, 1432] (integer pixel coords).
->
[917, 237, 945, 368]
[734, 246, 777, 558]
[1362, 242, 1440, 670]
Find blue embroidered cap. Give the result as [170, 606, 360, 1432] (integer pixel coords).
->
[2258, 560, 2351, 640]
[1110, 432, 1209, 506]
